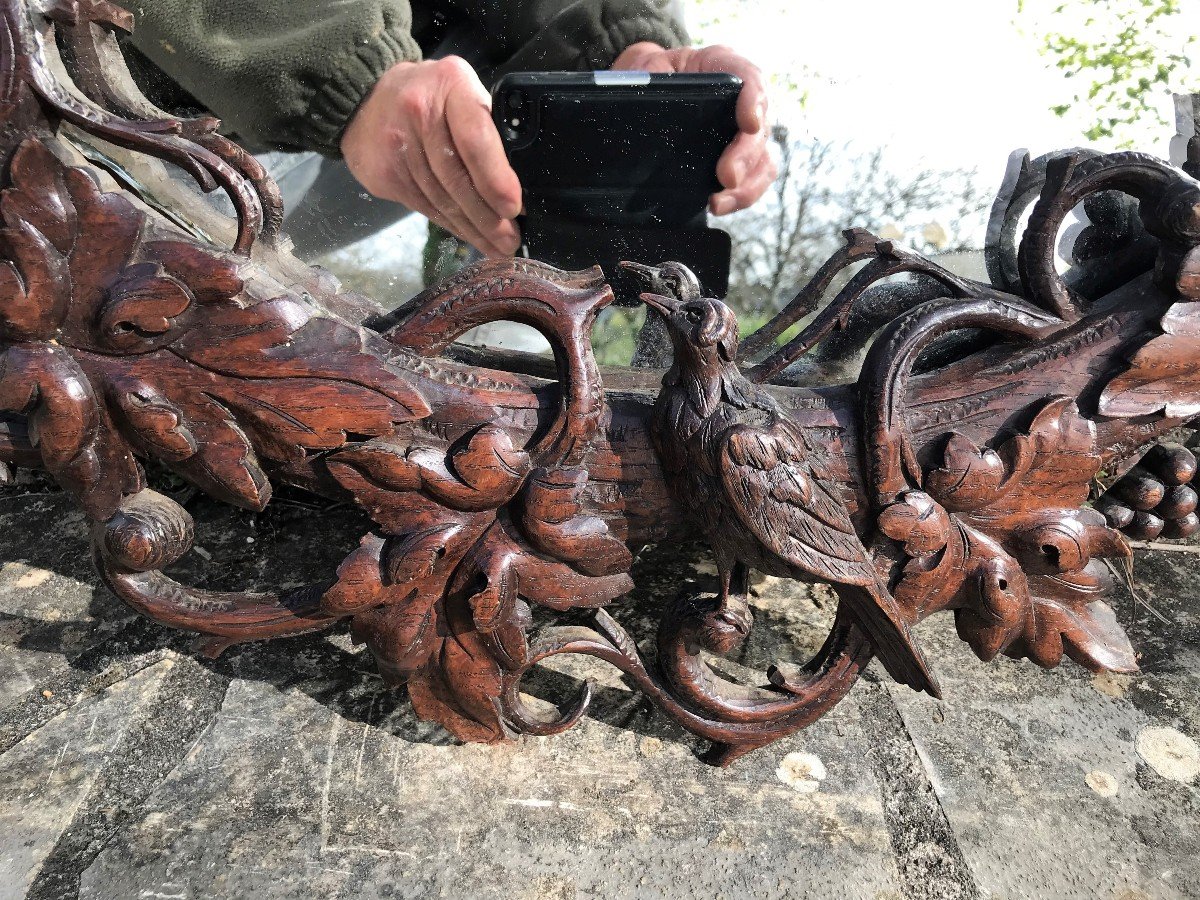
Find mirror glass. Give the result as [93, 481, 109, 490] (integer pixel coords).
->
[120, 0, 1200, 366]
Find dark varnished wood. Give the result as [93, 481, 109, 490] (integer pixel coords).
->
[0, 0, 1198, 764]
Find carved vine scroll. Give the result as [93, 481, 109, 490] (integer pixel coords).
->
[0, 0, 1198, 765]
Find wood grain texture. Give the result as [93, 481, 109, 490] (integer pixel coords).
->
[0, 0, 1197, 764]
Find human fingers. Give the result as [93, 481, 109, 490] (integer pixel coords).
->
[710, 144, 776, 215]
[383, 144, 478, 246]
[714, 126, 769, 194]
[611, 41, 678, 72]
[440, 58, 522, 221]
[392, 65, 512, 255]
[429, 96, 520, 253]
[689, 45, 768, 134]
[400, 121, 504, 256]
[341, 59, 516, 254]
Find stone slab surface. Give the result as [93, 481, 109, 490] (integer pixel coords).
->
[0, 487, 1196, 900]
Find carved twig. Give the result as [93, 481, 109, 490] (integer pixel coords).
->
[745, 237, 991, 383]
[501, 609, 872, 767]
[738, 227, 879, 361]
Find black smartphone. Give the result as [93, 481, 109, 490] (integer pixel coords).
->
[492, 71, 741, 299]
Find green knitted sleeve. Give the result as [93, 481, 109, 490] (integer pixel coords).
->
[116, 0, 424, 156]
[473, 0, 691, 76]
[114, 0, 690, 157]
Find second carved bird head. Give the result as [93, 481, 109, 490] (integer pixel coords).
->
[637, 291, 740, 371]
[619, 260, 702, 302]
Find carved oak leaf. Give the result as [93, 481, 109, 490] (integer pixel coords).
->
[322, 450, 503, 702]
[328, 429, 529, 518]
[961, 398, 1099, 518]
[0, 345, 139, 518]
[173, 297, 431, 421]
[406, 530, 559, 743]
[326, 438, 422, 500]
[328, 527, 520, 743]
[923, 434, 1011, 511]
[519, 466, 633, 577]
[0, 139, 73, 339]
[878, 490, 951, 556]
[1010, 593, 1137, 673]
[324, 421, 635, 742]
[0, 214, 69, 340]
[0, 139, 183, 350]
[903, 398, 1137, 673]
[448, 425, 530, 501]
[88, 256, 423, 497]
[207, 379, 410, 465]
[109, 383, 196, 462]
[1098, 299, 1200, 418]
[99, 262, 194, 352]
[334, 526, 482, 682]
[454, 521, 531, 670]
[358, 514, 631, 743]
[0, 140, 251, 352]
[141, 240, 244, 305]
[58, 170, 144, 342]
[2, 138, 77, 253]
[943, 521, 1133, 672]
[98, 360, 271, 509]
[407, 619, 512, 744]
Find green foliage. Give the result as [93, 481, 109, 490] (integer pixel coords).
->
[1020, 0, 1197, 146]
[589, 307, 640, 367]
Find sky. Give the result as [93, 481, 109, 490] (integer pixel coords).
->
[686, 0, 1197, 196]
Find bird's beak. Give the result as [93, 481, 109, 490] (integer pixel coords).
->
[639, 292, 678, 315]
[619, 260, 659, 283]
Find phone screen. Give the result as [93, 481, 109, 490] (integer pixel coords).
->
[495, 72, 741, 229]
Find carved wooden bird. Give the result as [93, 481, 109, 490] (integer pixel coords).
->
[641, 287, 941, 697]
[619, 261, 701, 368]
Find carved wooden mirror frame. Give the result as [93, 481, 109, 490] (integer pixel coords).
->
[2, 0, 1199, 765]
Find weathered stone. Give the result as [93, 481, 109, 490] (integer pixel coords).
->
[0, 488, 1196, 899]
[883, 549, 1200, 900]
[0, 665, 168, 896]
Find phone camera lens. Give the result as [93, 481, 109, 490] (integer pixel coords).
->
[507, 90, 525, 111]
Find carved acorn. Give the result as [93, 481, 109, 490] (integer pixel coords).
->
[1018, 508, 1131, 575]
[960, 554, 1031, 662]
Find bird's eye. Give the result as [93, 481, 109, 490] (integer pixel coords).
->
[684, 308, 703, 323]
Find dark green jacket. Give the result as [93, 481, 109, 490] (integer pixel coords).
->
[116, 0, 689, 156]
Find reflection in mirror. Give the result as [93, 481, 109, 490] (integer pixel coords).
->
[108, 0, 1198, 373]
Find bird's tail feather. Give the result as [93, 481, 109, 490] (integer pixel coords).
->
[838, 583, 942, 699]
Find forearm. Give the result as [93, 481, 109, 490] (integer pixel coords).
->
[489, 0, 690, 77]
[115, 0, 423, 155]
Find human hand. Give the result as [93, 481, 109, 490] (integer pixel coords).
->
[612, 43, 775, 216]
[341, 57, 522, 257]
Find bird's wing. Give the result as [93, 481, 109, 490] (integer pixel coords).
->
[718, 423, 940, 697]
[717, 423, 877, 586]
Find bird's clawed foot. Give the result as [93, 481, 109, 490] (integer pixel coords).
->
[698, 594, 754, 655]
